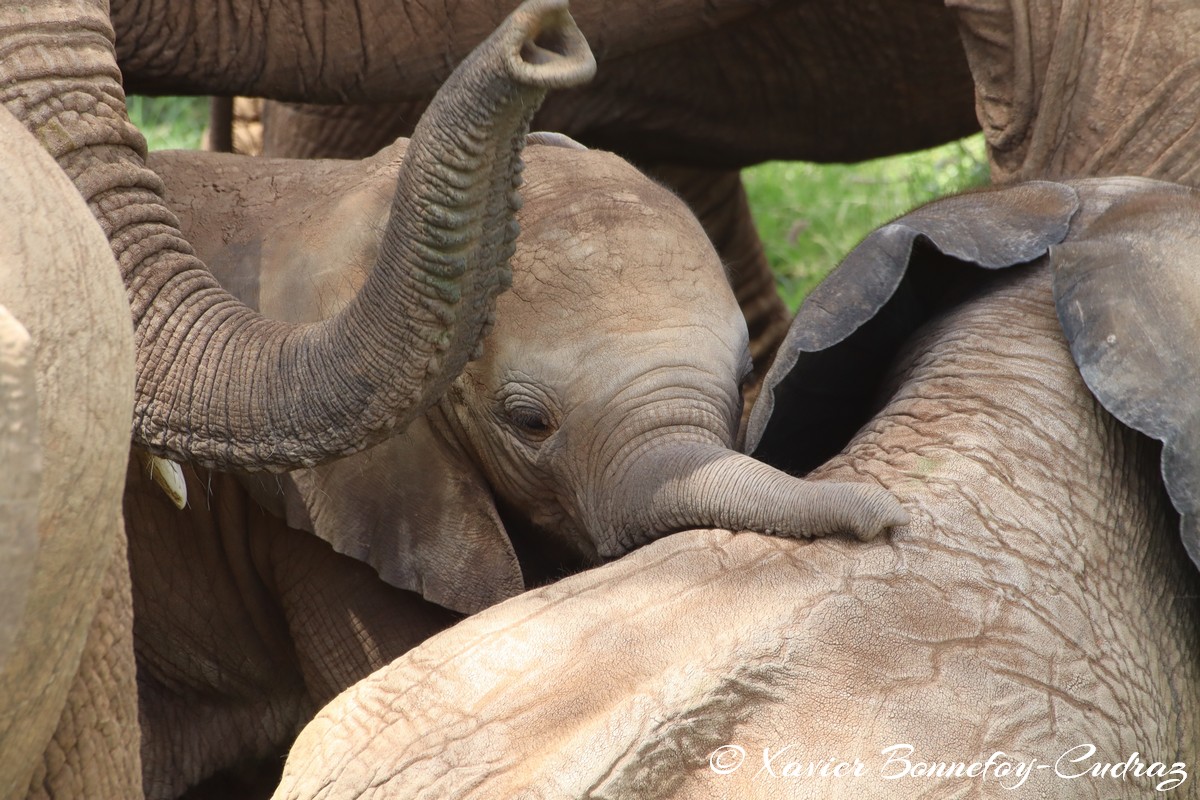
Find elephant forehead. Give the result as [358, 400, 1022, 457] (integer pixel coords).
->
[514, 219, 728, 310]
[517, 147, 731, 300]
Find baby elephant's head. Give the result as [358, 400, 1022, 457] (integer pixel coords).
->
[253, 141, 903, 613]
[437, 145, 753, 566]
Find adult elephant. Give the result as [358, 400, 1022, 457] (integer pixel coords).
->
[0, 109, 138, 798]
[951, 0, 1200, 187]
[205, 0, 980, 377]
[267, 179, 1200, 798]
[0, 0, 596, 472]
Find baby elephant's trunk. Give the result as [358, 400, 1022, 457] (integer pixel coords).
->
[596, 442, 908, 558]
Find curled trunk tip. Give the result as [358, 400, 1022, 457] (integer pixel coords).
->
[599, 443, 909, 556]
[502, 0, 597, 89]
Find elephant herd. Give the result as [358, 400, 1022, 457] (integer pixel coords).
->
[2, 1, 1199, 799]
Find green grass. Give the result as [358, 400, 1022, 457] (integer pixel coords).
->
[743, 136, 990, 309]
[126, 95, 209, 151]
[127, 95, 989, 309]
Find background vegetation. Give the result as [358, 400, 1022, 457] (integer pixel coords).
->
[743, 140, 989, 307]
[128, 96, 990, 309]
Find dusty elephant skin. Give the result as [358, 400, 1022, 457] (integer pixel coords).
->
[247, 0, 1200, 386]
[268, 184, 1200, 799]
[0, 109, 138, 798]
[113, 0, 975, 162]
[0, 0, 594, 472]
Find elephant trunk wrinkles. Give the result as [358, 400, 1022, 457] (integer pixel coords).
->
[0, 0, 594, 470]
[600, 442, 907, 557]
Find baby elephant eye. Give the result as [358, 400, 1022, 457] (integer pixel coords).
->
[504, 402, 554, 436]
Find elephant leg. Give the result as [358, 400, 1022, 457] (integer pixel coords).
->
[644, 165, 791, 395]
[260, 99, 426, 160]
[126, 459, 312, 800]
[22, 519, 142, 800]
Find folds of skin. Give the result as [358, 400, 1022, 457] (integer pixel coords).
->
[0, 0, 595, 471]
[270, 265, 1200, 800]
[950, 0, 1200, 187]
[641, 165, 791, 391]
[0, 108, 139, 799]
[254, 100, 793, 384]
[600, 442, 907, 557]
[112, 0, 761, 102]
[247, 0, 977, 165]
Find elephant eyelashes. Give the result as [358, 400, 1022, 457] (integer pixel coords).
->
[508, 406, 552, 433]
[499, 391, 557, 439]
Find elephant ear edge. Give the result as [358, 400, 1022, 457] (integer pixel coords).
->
[254, 416, 524, 616]
[746, 181, 1080, 458]
[1051, 179, 1200, 570]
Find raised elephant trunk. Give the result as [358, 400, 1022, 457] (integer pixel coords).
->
[597, 442, 908, 557]
[0, 0, 594, 470]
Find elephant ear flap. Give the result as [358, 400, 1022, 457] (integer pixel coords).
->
[275, 418, 524, 615]
[746, 181, 1079, 466]
[1052, 181, 1200, 570]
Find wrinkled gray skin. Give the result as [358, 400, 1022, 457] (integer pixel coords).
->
[0, 0, 595, 472]
[149, 139, 906, 617]
[107, 0, 977, 380]
[269, 179, 1200, 799]
[953, 0, 1200, 187]
[122, 458, 459, 799]
[0, 108, 138, 799]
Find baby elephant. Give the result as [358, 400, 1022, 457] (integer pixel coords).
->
[150, 137, 907, 612]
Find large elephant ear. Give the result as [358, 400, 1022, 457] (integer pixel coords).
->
[746, 181, 1079, 469]
[247, 417, 523, 615]
[1051, 179, 1200, 570]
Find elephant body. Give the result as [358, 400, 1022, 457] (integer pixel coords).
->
[7, 0, 1200, 795]
[270, 238, 1200, 800]
[240, 0, 1200, 780]
[0, 5, 601, 794]
[0, 108, 138, 798]
[0, 0, 597, 472]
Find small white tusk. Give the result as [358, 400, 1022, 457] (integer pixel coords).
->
[138, 451, 188, 509]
